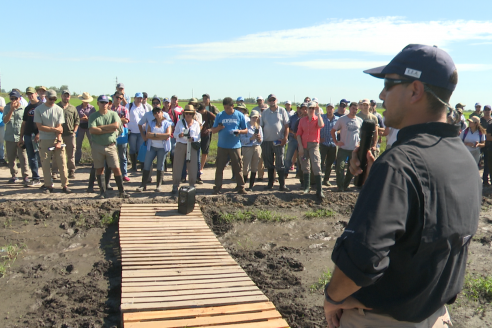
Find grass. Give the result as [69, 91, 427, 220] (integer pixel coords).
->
[100, 212, 119, 227]
[305, 209, 335, 218]
[463, 273, 492, 303]
[3, 218, 12, 229]
[220, 210, 293, 223]
[310, 268, 333, 293]
[0, 243, 27, 278]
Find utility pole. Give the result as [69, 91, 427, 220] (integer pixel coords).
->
[116, 76, 118, 87]
[294, 95, 296, 104]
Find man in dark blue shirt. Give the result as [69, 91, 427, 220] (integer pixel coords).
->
[324, 44, 480, 327]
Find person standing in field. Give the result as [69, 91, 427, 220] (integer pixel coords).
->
[240, 110, 263, 191]
[285, 100, 295, 117]
[111, 91, 130, 181]
[356, 99, 379, 155]
[335, 99, 349, 117]
[197, 102, 216, 174]
[18, 87, 42, 186]
[284, 102, 304, 178]
[470, 103, 483, 119]
[35, 86, 47, 103]
[89, 95, 129, 199]
[481, 105, 492, 186]
[297, 101, 325, 198]
[331, 102, 363, 191]
[52, 90, 79, 179]
[252, 96, 269, 181]
[202, 93, 219, 114]
[319, 103, 338, 186]
[75, 92, 96, 165]
[142, 92, 152, 112]
[3, 90, 29, 185]
[127, 92, 148, 172]
[260, 94, 290, 191]
[0, 95, 6, 165]
[116, 83, 130, 106]
[34, 90, 70, 193]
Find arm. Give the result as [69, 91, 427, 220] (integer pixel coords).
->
[89, 122, 119, 135]
[18, 122, 26, 146]
[331, 128, 338, 146]
[3, 106, 14, 124]
[372, 125, 379, 149]
[317, 112, 324, 128]
[36, 123, 63, 134]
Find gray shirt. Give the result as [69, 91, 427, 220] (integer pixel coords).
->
[34, 103, 65, 140]
[3, 103, 25, 142]
[332, 115, 363, 151]
[259, 106, 290, 142]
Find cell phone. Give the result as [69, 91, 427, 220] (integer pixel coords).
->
[218, 123, 223, 126]
[254, 128, 259, 134]
[233, 130, 239, 135]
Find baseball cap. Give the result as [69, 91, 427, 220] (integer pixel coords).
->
[361, 99, 370, 105]
[285, 100, 292, 105]
[163, 97, 170, 103]
[326, 103, 334, 107]
[370, 100, 377, 105]
[468, 116, 480, 124]
[202, 93, 210, 99]
[237, 96, 244, 101]
[25, 87, 36, 94]
[189, 98, 198, 103]
[256, 96, 263, 101]
[455, 103, 466, 109]
[364, 44, 457, 91]
[98, 95, 109, 103]
[300, 102, 308, 108]
[116, 83, 125, 88]
[46, 90, 57, 99]
[236, 104, 247, 110]
[62, 89, 70, 95]
[340, 98, 349, 104]
[135, 92, 143, 98]
[152, 96, 161, 103]
[267, 94, 276, 100]
[9, 90, 21, 98]
[475, 103, 482, 107]
[312, 97, 319, 103]
[36, 86, 47, 91]
[108, 96, 113, 102]
[307, 101, 317, 108]
[484, 105, 491, 111]
[250, 110, 260, 118]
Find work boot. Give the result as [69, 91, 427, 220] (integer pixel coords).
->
[130, 154, 137, 172]
[96, 174, 106, 198]
[246, 172, 256, 191]
[316, 175, 325, 199]
[68, 170, 75, 179]
[243, 174, 248, 183]
[87, 168, 96, 193]
[303, 173, 311, 194]
[115, 175, 130, 198]
[105, 166, 113, 190]
[264, 168, 275, 190]
[278, 170, 290, 192]
[136, 170, 151, 192]
[164, 159, 168, 172]
[155, 170, 163, 192]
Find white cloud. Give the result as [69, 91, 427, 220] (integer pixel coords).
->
[456, 64, 492, 71]
[165, 17, 492, 60]
[282, 60, 387, 70]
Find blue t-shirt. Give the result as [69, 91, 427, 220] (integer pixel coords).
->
[213, 110, 246, 149]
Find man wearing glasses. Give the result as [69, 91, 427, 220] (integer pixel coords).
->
[324, 44, 478, 328]
[116, 83, 130, 106]
[34, 90, 70, 193]
[3, 90, 29, 184]
[260, 94, 290, 191]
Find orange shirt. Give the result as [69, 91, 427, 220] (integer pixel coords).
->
[297, 115, 324, 148]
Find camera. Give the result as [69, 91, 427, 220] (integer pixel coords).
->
[183, 128, 190, 138]
[254, 128, 259, 134]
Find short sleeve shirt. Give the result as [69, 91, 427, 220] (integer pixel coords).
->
[88, 110, 120, 146]
[33, 103, 65, 140]
[3, 103, 25, 142]
[111, 104, 130, 128]
[57, 102, 80, 136]
[213, 110, 247, 149]
[460, 128, 486, 152]
[260, 106, 290, 141]
[332, 115, 363, 150]
[356, 111, 379, 126]
[23, 102, 41, 135]
[297, 115, 323, 148]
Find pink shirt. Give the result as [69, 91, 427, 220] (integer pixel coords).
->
[297, 115, 323, 148]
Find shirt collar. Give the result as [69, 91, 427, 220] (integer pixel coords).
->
[396, 122, 459, 144]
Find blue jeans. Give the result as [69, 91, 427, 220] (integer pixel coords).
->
[24, 134, 40, 180]
[0, 125, 5, 159]
[284, 136, 298, 172]
[117, 143, 128, 177]
[171, 138, 176, 157]
[143, 146, 168, 171]
[129, 132, 143, 155]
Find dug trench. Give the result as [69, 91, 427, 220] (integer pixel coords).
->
[0, 192, 491, 327]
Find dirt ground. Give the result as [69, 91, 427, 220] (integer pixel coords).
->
[0, 164, 491, 327]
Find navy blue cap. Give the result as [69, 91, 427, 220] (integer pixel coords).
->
[9, 90, 21, 99]
[364, 44, 457, 91]
[98, 95, 109, 103]
[340, 99, 349, 104]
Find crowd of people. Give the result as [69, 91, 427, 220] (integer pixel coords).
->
[0, 84, 487, 198]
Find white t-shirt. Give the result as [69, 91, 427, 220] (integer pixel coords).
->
[127, 103, 147, 133]
[332, 115, 363, 151]
[0, 97, 5, 107]
[460, 128, 485, 152]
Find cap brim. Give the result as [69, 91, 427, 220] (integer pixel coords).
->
[363, 65, 387, 79]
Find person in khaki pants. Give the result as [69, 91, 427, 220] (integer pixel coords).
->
[34, 89, 71, 194]
[3, 90, 29, 184]
[52, 90, 79, 179]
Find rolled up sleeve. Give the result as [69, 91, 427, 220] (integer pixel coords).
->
[331, 160, 416, 287]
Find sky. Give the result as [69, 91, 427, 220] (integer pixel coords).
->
[1, 0, 492, 108]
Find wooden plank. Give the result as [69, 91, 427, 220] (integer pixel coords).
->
[123, 302, 275, 322]
[120, 236, 217, 241]
[123, 267, 245, 278]
[121, 294, 268, 311]
[124, 285, 259, 298]
[200, 319, 290, 328]
[121, 250, 228, 256]
[121, 245, 224, 251]
[122, 272, 250, 283]
[122, 280, 255, 293]
[119, 224, 209, 228]
[119, 233, 215, 238]
[119, 215, 203, 219]
[124, 309, 281, 328]
[122, 255, 232, 262]
[122, 258, 235, 265]
[122, 290, 264, 304]
[122, 263, 238, 270]
[119, 244, 222, 250]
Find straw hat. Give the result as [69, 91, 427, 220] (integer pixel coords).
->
[184, 104, 195, 113]
[78, 92, 93, 102]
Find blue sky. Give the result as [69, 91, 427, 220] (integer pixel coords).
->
[2, 0, 492, 108]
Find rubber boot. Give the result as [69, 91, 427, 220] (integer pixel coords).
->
[264, 168, 275, 190]
[247, 172, 256, 191]
[303, 173, 310, 194]
[278, 170, 290, 192]
[155, 170, 163, 192]
[164, 158, 168, 172]
[130, 154, 137, 172]
[136, 170, 150, 192]
[105, 166, 113, 190]
[243, 174, 248, 183]
[115, 175, 130, 198]
[87, 168, 96, 193]
[316, 175, 325, 199]
[96, 174, 106, 198]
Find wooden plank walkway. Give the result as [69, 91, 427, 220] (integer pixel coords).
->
[119, 203, 290, 328]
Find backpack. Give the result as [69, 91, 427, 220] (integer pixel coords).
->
[462, 127, 482, 141]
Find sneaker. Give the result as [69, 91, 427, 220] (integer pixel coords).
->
[323, 180, 331, 186]
[119, 191, 130, 198]
[279, 186, 290, 192]
[44, 186, 54, 194]
[68, 171, 75, 179]
[123, 176, 130, 182]
[196, 178, 204, 184]
[212, 186, 221, 195]
[23, 177, 30, 186]
[181, 178, 186, 183]
[62, 187, 72, 194]
[135, 186, 146, 192]
[29, 179, 42, 187]
[96, 193, 106, 199]
[245, 187, 252, 192]
[8, 177, 17, 184]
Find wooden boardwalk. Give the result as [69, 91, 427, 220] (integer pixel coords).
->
[119, 203, 290, 328]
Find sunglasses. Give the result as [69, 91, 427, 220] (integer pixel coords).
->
[384, 78, 413, 91]
[117, 97, 123, 100]
[184, 113, 193, 116]
[49, 97, 57, 101]
[152, 102, 160, 105]
[10, 97, 18, 101]
[268, 99, 276, 102]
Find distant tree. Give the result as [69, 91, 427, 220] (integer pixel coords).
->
[49, 86, 60, 93]
[72, 91, 79, 96]
[59, 85, 69, 93]
[0, 88, 5, 93]
[244, 97, 256, 103]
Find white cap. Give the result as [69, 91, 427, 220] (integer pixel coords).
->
[312, 97, 319, 103]
[285, 100, 291, 105]
[256, 96, 263, 101]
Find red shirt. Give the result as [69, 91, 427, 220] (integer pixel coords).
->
[297, 115, 324, 148]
